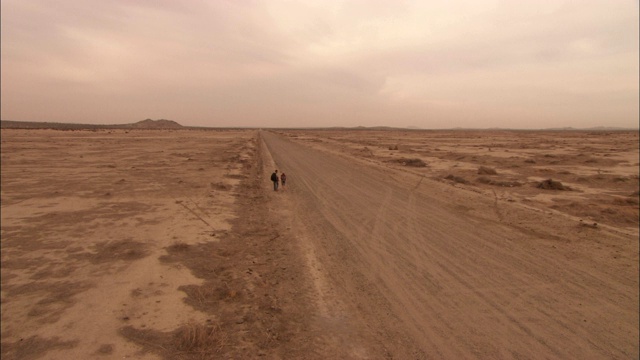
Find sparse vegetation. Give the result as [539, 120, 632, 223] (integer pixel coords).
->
[86, 240, 148, 263]
[445, 174, 469, 184]
[211, 182, 231, 190]
[613, 197, 639, 206]
[476, 176, 522, 187]
[0, 336, 78, 360]
[394, 158, 427, 167]
[537, 179, 571, 190]
[1, 119, 185, 130]
[477, 166, 497, 175]
[173, 322, 227, 356]
[168, 242, 190, 252]
[2, 127, 638, 359]
[120, 321, 228, 360]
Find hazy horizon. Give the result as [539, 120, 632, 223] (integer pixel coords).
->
[2, 1, 638, 129]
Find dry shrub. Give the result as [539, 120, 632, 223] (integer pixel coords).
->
[167, 242, 190, 252]
[88, 240, 148, 263]
[388, 145, 399, 150]
[597, 206, 639, 226]
[613, 197, 639, 206]
[0, 336, 78, 360]
[497, 180, 522, 187]
[358, 147, 374, 156]
[476, 177, 522, 187]
[225, 174, 246, 180]
[394, 158, 426, 167]
[445, 174, 469, 184]
[579, 220, 599, 228]
[211, 182, 231, 191]
[477, 166, 497, 175]
[537, 179, 571, 191]
[405, 159, 426, 167]
[120, 321, 227, 359]
[96, 344, 114, 355]
[173, 322, 226, 355]
[630, 190, 640, 197]
[180, 285, 219, 307]
[524, 159, 536, 164]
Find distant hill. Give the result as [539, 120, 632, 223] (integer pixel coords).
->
[529, 126, 638, 132]
[128, 119, 183, 129]
[1, 119, 184, 130]
[0, 120, 103, 130]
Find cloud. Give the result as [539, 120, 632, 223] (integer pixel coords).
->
[1, 0, 638, 128]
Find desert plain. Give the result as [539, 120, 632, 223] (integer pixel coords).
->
[1, 128, 638, 359]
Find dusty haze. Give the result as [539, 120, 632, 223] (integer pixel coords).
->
[1, 0, 639, 129]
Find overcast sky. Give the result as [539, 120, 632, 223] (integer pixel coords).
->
[1, 1, 638, 129]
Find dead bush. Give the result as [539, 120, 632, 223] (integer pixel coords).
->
[179, 285, 218, 307]
[96, 344, 114, 354]
[0, 336, 78, 360]
[405, 159, 426, 167]
[537, 179, 571, 191]
[173, 322, 226, 355]
[211, 182, 231, 191]
[613, 197, 639, 206]
[120, 321, 227, 359]
[495, 180, 521, 187]
[445, 174, 469, 184]
[477, 177, 522, 187]
[87, 240, 148, 263]
[167, 242, 190, 252]
[477, 166, 497, 175]
[394, 158, 426, 167]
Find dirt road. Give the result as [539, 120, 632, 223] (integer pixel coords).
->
[262, 131, 639, 359]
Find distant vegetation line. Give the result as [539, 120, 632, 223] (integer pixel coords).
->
[1, 119, 636, 131]
[0, 119, 186, 130]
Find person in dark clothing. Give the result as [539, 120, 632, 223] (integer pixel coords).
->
[280, 173, 287, 189]
[270, 170, 279, 191]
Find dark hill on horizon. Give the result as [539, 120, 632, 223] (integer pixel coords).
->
[1, 119, 637, 131]
[129, 119, 183, 129]
[0, 119, 184, 130]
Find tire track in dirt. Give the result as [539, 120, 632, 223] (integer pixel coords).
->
[259, 132, 368, 358]
[261, 131, 639, 359]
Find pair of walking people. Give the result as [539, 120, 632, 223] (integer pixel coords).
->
[270, 170, 286, 191]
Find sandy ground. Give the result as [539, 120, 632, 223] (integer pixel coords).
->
[1, 128, 638, 359]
